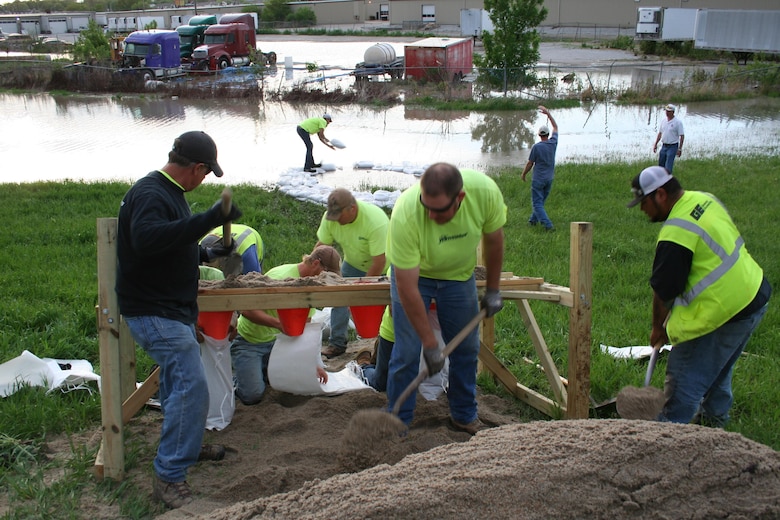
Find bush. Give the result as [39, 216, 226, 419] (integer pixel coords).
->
[287, 7, 316, 26]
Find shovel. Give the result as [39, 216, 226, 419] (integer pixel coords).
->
[391, 308, 487, 415]
[616, 343, 665, 420]
[217, 188, 243, 276]
[340, 308, 488, 470]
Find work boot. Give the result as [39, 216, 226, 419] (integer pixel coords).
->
[450, 417, 488, 436]
[321, 345, 346, 359]
[153, 476, 193, 509]
[198, 444, 226, 461]
[354, 348, 373, 367]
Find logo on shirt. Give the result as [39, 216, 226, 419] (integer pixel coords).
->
[439, 232, 467, 244]
[690, 200, 711, 221]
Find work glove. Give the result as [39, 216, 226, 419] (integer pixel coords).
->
[210, 199, 243, 226]
[422, 347, 445, 376]
[199, 241, 236, 263]
[481, 288, 504, 318]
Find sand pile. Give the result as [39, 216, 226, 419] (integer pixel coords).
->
[150, 380, 779, 520]
[205, 420, 780, 519]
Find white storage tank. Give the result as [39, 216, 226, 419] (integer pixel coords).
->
[363, 43, 396, 65]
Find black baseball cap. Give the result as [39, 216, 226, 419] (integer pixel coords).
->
[172, 131, 224, 177]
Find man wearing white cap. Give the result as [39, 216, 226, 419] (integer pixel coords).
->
[521, 105, 558, 231]
[652, 104, 685, 174]
[627, 165, 770, 427]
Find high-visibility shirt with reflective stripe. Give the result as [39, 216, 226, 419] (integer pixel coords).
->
[659, 191, 763, 343]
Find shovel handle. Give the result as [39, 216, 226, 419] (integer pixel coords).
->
[220, 188, 233, 249]
[644, 343, 662, 387]
[391, 308, 488, 416]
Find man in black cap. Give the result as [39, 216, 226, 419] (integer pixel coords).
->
[116, 131, 242, 509]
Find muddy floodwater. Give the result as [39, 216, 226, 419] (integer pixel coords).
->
[2, 39, 778, 190]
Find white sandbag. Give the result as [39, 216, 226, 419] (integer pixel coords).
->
[269, 322, 370, 396]
[320, 163, 337, 171]
[0, 350, 100, 397]
[330, 138, 346, 149]
[200, 335, 235, 431]
[354, 161, 374, 169]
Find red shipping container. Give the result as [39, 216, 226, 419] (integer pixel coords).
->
[404, 37, 474, 82]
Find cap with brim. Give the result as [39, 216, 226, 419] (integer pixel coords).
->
[311, 245, 341, 273]
[664, 104, 676, 112]
[323, 113, 332, 122]
[172, 131, 224, 177]
[539, 124, 550, 136]
[627, 166, 674, 208]
[325, 188, 354, 220]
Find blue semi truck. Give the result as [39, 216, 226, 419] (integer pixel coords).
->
[119, 29, 186, 82]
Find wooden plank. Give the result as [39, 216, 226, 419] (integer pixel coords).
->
[96, 218, 124, 481]
[500, 290, 561, 303]
[540, 283, 574, 307]
[567, 222, 593, 419]
[197, 277, 546, 312]
[122, 366, 160, 425]
[118, 317, 136, 402]
[478, 345, 561, 416]
[517, 300, 568, 406]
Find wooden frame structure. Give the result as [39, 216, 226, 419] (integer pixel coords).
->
[96, 218, 592, 480]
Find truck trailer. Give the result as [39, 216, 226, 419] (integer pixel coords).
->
[404, 37, 473, 82]
[694, 9, 780, 62]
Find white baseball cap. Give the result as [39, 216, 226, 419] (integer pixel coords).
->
[627, 166, 674, 208]
[664, 104, 676, 112]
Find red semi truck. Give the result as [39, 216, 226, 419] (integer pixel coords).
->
[191, 13, 273, 71]
[404, 37, 473, 82]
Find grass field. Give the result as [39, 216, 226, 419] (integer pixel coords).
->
[0, 154, 777, 518]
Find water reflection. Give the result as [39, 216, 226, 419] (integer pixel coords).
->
[1, 93, 778, 188]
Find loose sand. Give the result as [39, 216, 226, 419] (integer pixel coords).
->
[143, 273, 780, 519]
[151, 382, 780, 519]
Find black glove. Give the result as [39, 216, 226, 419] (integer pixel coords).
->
[422, 347, 445, 376]
[481, 288, 504, 318]
[210, 199, 243, 225]
[199, 241, 236, 263]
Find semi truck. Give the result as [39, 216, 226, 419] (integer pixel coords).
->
[117, 29, 185, 82]
[190, 13, 276, 71]
[176, 14, 217, 63]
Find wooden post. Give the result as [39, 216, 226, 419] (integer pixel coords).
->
[96, 218, 126, 480]
[566, 222, 592, 419]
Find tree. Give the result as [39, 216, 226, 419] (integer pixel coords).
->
[475, 0, 547, 91]
[72, 19, 110, 64]
[260, 0, 291, 23]
[287, 7, 316, 26]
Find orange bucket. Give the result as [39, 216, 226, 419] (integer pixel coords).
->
[277, 307, 310, 337]
[197, 311, 233, 340]
[349, 305, 386, 339]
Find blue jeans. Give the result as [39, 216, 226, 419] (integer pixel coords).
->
[529, 178, 554, 229]
[329, 261, 366, 349]
[230, 334, 275, 405]
[658, 143, 678, 173]
[659, 303, 768, 427]
[387, 271, 479, 425]
[361, 335, 394, 391]
[124, 316, 208, 483]
[296, 125, 315, 170]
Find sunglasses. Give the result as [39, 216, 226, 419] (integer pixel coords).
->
[419, 194, 458, 213]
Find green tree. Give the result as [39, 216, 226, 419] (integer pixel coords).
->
[287, 6, 316, 26]
[72, 19, 110, 64]
[476, 0, 547, 90]
[261, 0, 292, 23]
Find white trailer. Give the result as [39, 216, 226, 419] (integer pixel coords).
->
[635, 7, 697, 42]
[694, 9, 780, 62]
[460, 8, 493, 39]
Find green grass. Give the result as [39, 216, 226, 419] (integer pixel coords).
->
[0, 155, 778, 515]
